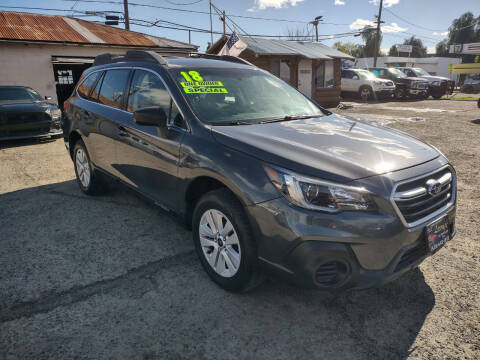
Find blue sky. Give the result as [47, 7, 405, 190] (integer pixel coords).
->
[1, 0, 479, 53]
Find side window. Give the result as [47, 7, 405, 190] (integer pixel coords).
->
[127, 69, 185, 128]
[351, 71, 360, 80]
[98, 69, 130, 109]
[342, 70, 352, 79]
[408, 70, 416, 77]
[77, 72, 101, 99]
[90, 71, 104, 101]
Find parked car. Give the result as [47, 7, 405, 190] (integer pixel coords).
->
[63, 51, 456, 292]
[341, 68, 395, 100]
[368, 67, 429, 99]
[396, 67, 455, 99]
[0, 86, 62, 141]
[460, 74, 480, 93]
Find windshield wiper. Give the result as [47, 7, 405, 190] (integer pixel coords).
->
[259, 114, 323, 124]
[212, 120, 253, 126]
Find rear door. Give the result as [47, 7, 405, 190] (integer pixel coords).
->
[80, 69, 131, 175]
[114, 69, 185, 210]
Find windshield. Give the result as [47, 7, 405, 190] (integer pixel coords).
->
[0, 87, 42, 102]
[170, 68, 322, 124]
[467, 74, 480, 81]
[413, 68, 430, 77]
[389, 68, 406, 79]
[356, 70, 377, 80]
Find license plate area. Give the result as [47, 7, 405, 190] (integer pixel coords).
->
[425, 216, 450, 252]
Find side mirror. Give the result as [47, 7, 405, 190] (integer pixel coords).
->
[45, 96, 52, 100]
[133, 106, 167, 127]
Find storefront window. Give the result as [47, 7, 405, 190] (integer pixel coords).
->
[316, 60, 334, 89]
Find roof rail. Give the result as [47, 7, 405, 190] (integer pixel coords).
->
[190, 53, 254, 66]
[92, 50, 169, 67]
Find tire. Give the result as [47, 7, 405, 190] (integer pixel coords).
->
[394, 87, 407, 100]
[73, 139, 104, 195]
[358, 86, 372, 100]
[432, 94, 443, 100]
[192, 188, 263, 292]
[463, 86, 473, 94]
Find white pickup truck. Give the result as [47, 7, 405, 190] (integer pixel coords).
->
[341, 68, 395, 100]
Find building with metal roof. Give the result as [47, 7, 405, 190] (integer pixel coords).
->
[207, 35, 354, 106]
[0, 11, 198, 107]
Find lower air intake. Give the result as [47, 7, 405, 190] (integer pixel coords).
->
[315, 261, 348, 287]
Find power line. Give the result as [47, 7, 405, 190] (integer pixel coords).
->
[61, 0, 312, 23]
[165, 0, 204, 5]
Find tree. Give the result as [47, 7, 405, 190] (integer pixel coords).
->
[402, 36, 428, 57]
[333, 41, 363, 58]
[436, 39, 449, 57]
[435, 12, 480, 60]
[388, 45, 397, 56]
[285, 27, 312, 41]
[361, 26, 381, 57]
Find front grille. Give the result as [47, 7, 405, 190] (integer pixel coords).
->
[393, 167, 454, 226]
[395, 240, 428, 272]
[417, 82, 428, 89]
[3, 112, 49, 125]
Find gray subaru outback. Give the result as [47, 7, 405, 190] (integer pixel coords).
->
[63, 51, 456, 292]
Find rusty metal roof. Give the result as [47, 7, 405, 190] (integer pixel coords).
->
[0, 11, 197, 51]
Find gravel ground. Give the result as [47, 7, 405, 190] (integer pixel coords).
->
[0, 99, 479, 359]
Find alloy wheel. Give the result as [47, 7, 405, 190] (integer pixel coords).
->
[75, 148, 91, 188]
[199, 209, 241, 278]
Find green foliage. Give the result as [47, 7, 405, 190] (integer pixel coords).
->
[361, 26, 382, 57]
[388, 45, 397, 56]
[333, 41, 363, 58]
[402, 36, 428, 57]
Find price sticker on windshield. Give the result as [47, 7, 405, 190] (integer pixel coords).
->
[180, 71, 228, 94]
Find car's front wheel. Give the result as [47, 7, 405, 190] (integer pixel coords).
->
[73, 140, 104, 195]
[192, 189, 262, 292]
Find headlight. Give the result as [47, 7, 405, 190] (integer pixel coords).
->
[46, 107, 62, 120]
[431, 81, 441, 86]
[411, 82, 418, 89]
[264, 166, 376, 212]
[373, 81, 383, 86]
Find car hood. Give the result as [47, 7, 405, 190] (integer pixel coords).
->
[418, 75, 450, 83]
[211, 114, 439, 183]
[0, 101, 50, 112]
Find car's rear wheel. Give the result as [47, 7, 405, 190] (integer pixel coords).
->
[359, 86, 372, 100]
[73, 140, 104, 195]
[192, 188, 262, 292]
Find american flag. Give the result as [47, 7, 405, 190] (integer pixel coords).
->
[218, 31, 247, 57]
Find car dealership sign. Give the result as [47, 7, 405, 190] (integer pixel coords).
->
[396, 44, 413, 53]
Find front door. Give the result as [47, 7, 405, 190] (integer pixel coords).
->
[297, 59, 313, 97]
[114, 69, 185, 211]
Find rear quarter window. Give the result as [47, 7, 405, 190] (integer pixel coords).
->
[77, 72, 101, 99]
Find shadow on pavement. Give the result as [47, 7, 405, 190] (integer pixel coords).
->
[0, 136, 58, 150]
[0, 179, 435, 359]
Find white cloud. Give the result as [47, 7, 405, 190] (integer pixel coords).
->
[433, 31, 448, 36]
[349, 18, 376, 30]
[248, 0, 303, 11]
[427, 46, 436, 54]
[369, 0, 399, 7]
[334, 0, 345, 5]
[382, 22, 407, 33]
[349, 19, 406, 33]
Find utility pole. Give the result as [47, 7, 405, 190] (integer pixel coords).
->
[310, 16, 322, 42]
[221, 10, 226, 36]
[123, 0, 130, 30]
[373, 0, 383, 67]
[209, 0, 213, 44]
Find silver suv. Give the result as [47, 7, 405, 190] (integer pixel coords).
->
[341, 68, 395, 99]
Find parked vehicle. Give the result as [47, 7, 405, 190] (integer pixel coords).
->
[368, 67, 429, 99]
[63, 51, 457, 292]
[396, 67, 455, 99]
[341, 68, 395, 100]
[0, 86, 62, 141]
[460, 74, 480, 93]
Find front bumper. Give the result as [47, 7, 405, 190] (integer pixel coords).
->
[248, 161, 457, 290]
[408, 89, 428, 96]
[374, 88, 395, 97]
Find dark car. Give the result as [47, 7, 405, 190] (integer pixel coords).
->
[397, 67, 455, 99]
[63, 51, 456, 292]
[0, 86, 62, 141]
[368, 67, 429, 99]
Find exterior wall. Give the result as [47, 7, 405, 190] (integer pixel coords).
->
[0, 42, 189, 104]
[313, 58, 341, 106]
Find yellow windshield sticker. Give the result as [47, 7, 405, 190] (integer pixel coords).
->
[180, 70, 227, 94]
[184, 87, 228, 94]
